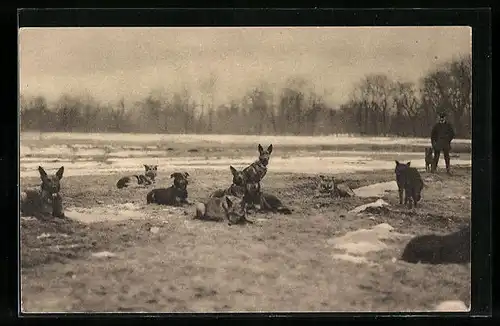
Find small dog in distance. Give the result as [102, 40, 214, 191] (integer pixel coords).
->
[116, 164, 158, 189]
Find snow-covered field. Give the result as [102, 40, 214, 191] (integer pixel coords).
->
[20, 132, 472, 146]
[20, 132, 472, 178]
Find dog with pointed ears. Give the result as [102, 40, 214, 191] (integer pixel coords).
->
[116, 164, 158, 189]
[209, 165, 247, 199]
[242, 144, 273, 184]
[20, 166, 65, 219]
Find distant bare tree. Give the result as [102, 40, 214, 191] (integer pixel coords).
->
[392, 81, 420, 136]
[420, 55, 471, 138]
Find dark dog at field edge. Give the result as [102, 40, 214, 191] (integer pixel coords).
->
[394, 160, 424, 209]
[146, 172, 190, 206]
[401, 224, 470, 264]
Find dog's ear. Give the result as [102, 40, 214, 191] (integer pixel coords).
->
[258, 144, 264, 154]
[230, 165, 238, 176]
[144, 164, 150, 171]
[38, 166, 48, 182]
[267, 144, 273, 154]
[184, 172, 189, 178]
[153, 165, 158, 170]
[395, 160, 400, 166]
[56, 166, 64, 180]
[170, 173, 176, 178]
[406, 162, 411, 167]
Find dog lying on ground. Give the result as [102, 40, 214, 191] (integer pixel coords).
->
[243, 181, 293, 215]
[146, 172, 190, 206]
[195, 195, 253, 226]
[117, 164, 157, 189]
[400, 224, 471, 264]
[20, 166, 65, 219]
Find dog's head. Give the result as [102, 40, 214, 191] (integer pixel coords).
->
[318, 175, 335, 193]
[229, 166, 247, 186]
[394, 160, 411, 177]
[144, 165, 158, 181]
[171, 172, 189, 190]
[257, 144, 273, 166]
[38, 166, 64, 198]
[222, 195, 247, 225]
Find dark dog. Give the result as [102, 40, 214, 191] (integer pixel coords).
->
[20, 166, 65, 219]
[242, 144, 273, 184]
[146, 172, 190, 206]
[401, 224, 470, 264]
[395, 160, 424, 209]
[117, 164, 157, 189]
[425, 147, 434, 172]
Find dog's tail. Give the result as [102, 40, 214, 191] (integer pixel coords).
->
[194, 202, 206, 219]
[146, 190, 155, 204]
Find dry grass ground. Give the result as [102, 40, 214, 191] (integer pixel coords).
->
[20, 166, 471, 313]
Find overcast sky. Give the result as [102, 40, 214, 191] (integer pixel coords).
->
[19, 27, 471, 107]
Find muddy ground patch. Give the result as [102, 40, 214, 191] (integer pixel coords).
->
[20, 166, 471, 312]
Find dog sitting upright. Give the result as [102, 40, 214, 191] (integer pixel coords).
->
[242, 144, 273, 184]
[146, 172, 190, 206]
[20, 166, 65, 219]
[116, 164, 157, 189]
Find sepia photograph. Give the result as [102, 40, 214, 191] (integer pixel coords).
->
[19, 26, 472, 313]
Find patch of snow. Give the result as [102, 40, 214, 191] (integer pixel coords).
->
[331, 253, 376, 266]
[434, 300, 469, 312]
[20, 132, 472, 146]
[65, 205, 147, 223]
[91, 251, 117, 258]
[354, 182, 399, 198]
[20, 216, 36, 222]
[349, 199, 390, 214]
[327, 223, 411, 257]
[36, 233, 69, 239]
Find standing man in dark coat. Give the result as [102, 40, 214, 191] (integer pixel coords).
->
[430, 112, 455, 174]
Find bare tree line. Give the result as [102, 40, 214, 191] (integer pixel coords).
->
[20, 55, 471, 138]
